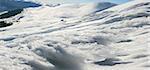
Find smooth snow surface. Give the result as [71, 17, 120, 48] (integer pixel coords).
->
[0, 0, 150, 70]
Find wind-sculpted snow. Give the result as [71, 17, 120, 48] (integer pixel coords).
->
[0, 0, 41, 28]
[0, 0, 150, 70]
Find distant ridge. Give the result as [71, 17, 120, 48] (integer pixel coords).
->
[0, 0, 41, 12]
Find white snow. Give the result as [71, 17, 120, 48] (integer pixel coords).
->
[0, 0, 150, 70]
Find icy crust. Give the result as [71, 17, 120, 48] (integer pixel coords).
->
[0, 0, 150, 70]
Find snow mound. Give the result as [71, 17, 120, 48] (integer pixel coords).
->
[0, 0, 150, 70]
[22, 2, 116, 18]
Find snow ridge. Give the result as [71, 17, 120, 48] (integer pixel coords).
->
[0, 0, 150, 70]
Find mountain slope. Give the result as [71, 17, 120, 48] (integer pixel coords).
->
[0, 0, 41, 12]
[0, 0, 150, 70]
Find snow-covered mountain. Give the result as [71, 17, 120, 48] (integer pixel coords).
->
[0, 0, 41, 12]
[0, 0, 150, 70]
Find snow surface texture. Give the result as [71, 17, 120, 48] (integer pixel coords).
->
[0, 0, 150, 70]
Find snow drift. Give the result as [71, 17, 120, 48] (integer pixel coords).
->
[0, 0, 150, 70]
